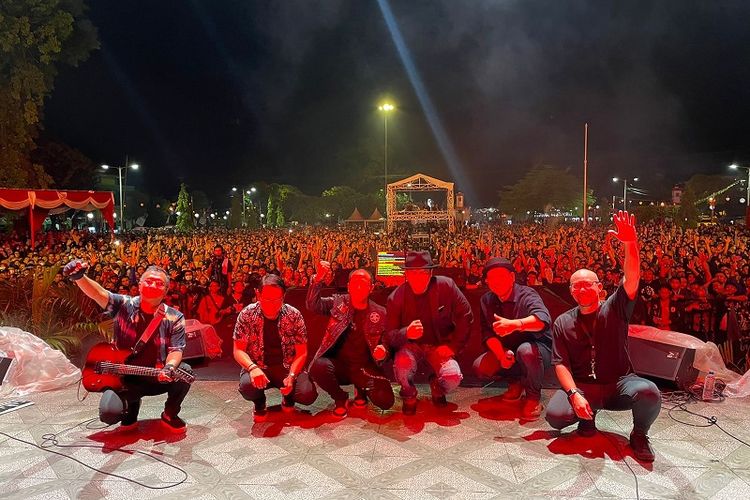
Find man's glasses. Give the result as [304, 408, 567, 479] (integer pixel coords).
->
[141, 278, 166, 288]
[570, 280, 600, 291]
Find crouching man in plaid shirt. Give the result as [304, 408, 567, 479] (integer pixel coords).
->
[64, 260, 190, 433]
[233, 274, 317, 422]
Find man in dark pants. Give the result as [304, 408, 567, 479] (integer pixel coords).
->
[385, 250, 473, 415]
[473, 257, 552, 420]
[207, 244, 233, 294]
[233, 274, 317, 422]
[307, 261, 394, 417]
[64, 260, 190, 433]
[545, 211, 661, 462]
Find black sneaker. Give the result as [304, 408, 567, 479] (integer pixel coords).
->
[430, 378, 448, 407]
[630, 431, 655, 462]
[281, 395, 295, 413]
[120, 399, 140, 428]
[119, 420, 138, 432]
[353, 388, 368, 408]
[333, 399, 349, 418]
[577, 418, 597, 437]
[160, 412, 187, 433]
[402, 397, 417, 416]
[254, 402, 268, 422]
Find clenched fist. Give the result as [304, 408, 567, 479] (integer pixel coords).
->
[406, 320, 423, 340]
[63, 259, 88, 281]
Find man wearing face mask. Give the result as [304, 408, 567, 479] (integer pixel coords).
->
[306, 261, 394, 418]
[63, 259, 190, 433]
[472, 257, 552, 421]
[385, 250, 473, 415]
[233, 274, 317, 422]
[545, 211, 660, 462]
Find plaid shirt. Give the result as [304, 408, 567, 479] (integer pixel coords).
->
[104, 293, 186, 364]
[233, 302, 307, 369]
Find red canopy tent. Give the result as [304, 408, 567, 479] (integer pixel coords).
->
[0, 188, 115, 246]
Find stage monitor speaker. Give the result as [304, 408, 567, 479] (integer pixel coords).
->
[628, 334, 699, 388]
[182, 320, 207, 361]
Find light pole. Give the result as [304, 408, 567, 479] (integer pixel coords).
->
[612, 177, 638, 211]
[233, 186, 257, 226]
[729, 163, 750, 227]
[378, 102, 395, 218]
[101, 162, 139, 232]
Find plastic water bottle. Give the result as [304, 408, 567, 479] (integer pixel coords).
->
[702, 370, 716, 402]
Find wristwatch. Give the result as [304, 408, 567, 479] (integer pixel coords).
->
[566, 388, 581, 400]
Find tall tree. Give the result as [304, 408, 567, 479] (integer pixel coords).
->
[677, 187, 699, 228]
[0, 0, 98, 187]
[266, 184, 280, 228]
[498, 165, 582, 216]
[175, 183, 193, 232]
[31, 138, 97, 189]
[275, 184, 301, 227]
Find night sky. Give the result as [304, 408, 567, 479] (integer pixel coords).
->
[44, 0, 750, 207]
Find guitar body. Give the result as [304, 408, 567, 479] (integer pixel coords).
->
[83, 343, 131, 393]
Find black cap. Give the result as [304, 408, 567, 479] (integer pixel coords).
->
[483, 257, 515, 280]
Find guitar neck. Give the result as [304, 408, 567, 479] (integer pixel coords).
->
[98, 363, 163, 378]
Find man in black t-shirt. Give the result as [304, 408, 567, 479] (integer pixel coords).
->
[306, 262, 393, 417]
[546, 211, 661, 463]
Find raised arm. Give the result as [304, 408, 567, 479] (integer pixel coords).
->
[608, 211, 640, 300]
[63, 260, 110, 309]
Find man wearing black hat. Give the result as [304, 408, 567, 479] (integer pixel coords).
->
[473, 257, 552, 420]
[385, 250, 473, 415]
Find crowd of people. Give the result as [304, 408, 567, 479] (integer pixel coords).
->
[1, 221, 749, 367]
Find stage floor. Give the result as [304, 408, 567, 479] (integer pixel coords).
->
[2, 382, 750, 499]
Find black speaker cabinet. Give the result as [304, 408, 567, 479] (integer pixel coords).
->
[182, 323, 207, 361]
[628, 334, 699, 388]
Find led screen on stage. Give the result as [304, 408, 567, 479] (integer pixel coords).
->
[376, 251, 406, 285]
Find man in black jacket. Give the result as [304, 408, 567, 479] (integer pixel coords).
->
[307, 261, 394, 417]
[473, 257, 552, 420]
[385, 251, 473, 415]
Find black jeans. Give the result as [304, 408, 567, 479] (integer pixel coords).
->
[472, 341, 552, 400]
[310, 356, 395, 410]
[545, 373, 661, 434]
[98, 362, 192, 425]
[238, 364, 317, 407]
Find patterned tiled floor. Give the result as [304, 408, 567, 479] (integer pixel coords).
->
[1, 382, 749, 499]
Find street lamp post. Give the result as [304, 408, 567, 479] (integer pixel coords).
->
[102, 162, 139, 232]
[612, 177, 638, 211]
[233, 186, 257, 227]
[729, 163, 750, 228]
[378, 103, 394, 219]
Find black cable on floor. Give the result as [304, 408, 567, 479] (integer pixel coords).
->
[661, 385, 750, 448]
[600, 431, 640, 500]
[0, 417, 188, 489]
